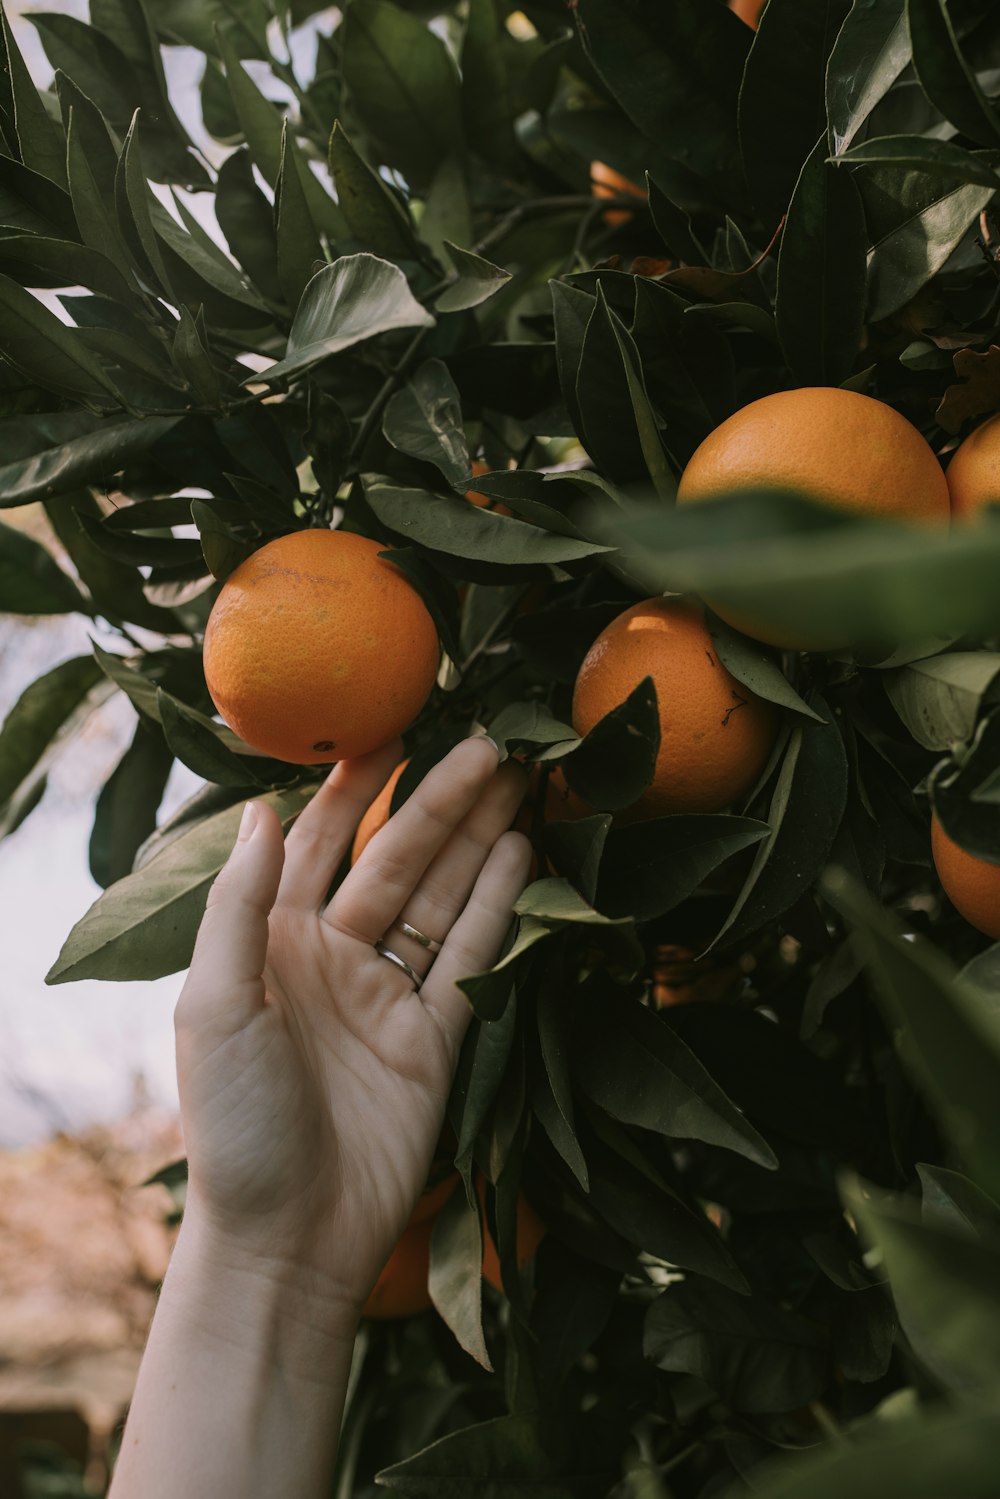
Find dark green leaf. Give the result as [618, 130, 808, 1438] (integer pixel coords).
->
[550, 280, 591, 442]
[89, 718, 175, 887]
[908, 0, 1000, 149]
[775, 135, 867, 387]
[0, 520, 89, 614]
[708, 613, 824, 721]
[541, 814, 610, 906]
[428, 1184, 491, 1371]
[382, 358, 472, 489]
[363, 480, 610, 566]
[275, 118, 324, 307]
[327, 119, 419, 260]
[256, 254, 434, 384]
[487, 703, 579, 761]
[919, 1163, 1000, 1239]
[1, 6, 66, 186]
[826, 0, 909, 152]
[460, 0, 519, 169]
[0, 270, 123, 406]
[457, 917, 552, 1022]
[215, 148, 281, 304]
[0, 414, 180, 509]
[46, 782, 316, 982]
[562, 677, 660, 813]
[739, 0, 853, 230]
[644, 1281, 828, 1413]
[834, 133, 1000, 187]
[340, 0, 462, 188]
[377, 1412, 610, 1499]
[0, 150, 77, 239]
[436, 242, 513, 314]
[865, 172, 993, 321]
[65, 101, 138, 288]
[0, 657, 106, 839]
[884, 651, 1000, 750]
[823, 869, 1000, 1204]
[597, 815, 770, 923]
[45, 489, 177, 632]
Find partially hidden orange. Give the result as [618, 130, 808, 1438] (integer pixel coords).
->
[651, 944, 743, 1008]
[590, 160, 646, 227]
[477, 1176, 547, 1294]
[571, 597, 777, 818]
[945, 410, 1000, 522]
[203, 530, 440, 765]
[676, 387, 951, 648]
[466, 458, 512, 515]
[351, 758, 409, 863]
[729, 0, 766, 27]
[363, 1170, 459, 1320]
[931, 813, 1000, 939]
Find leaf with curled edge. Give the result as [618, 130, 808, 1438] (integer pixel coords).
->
[935, 345, 1000, 435]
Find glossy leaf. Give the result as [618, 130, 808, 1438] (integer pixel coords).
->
[89, 718, 175, 887]
[46, 782, 316, 983]
[908, 0, 1000, 149]
[834, 133, 1000, 187]
[884, 651, 1000, 750]
[562, 676, 660, 813]
[327, 119, 418, 260]
[0, 414, 180, 509]
[597, 815, 771, 923]
[826, 0, 910, 153]
[1, 4, 66, 186]
[436, 243, 512, 314]
[382, 359, 472, 490]
[775, 135, 868, 387]
[256, 255, 433, 384]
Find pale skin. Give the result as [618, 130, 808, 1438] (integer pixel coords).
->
[109, 735, 530, 1499]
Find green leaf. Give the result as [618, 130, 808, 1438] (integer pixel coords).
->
[908, 0, 1000, 149]
[457, 916, 552, 1022]
[486, 703, 579, 761]
[460, 0, 519, 169]
[89, 718, 175, 887]
[417, 155, 471, 266]
[535, 985, 589, 1187]
[255, 254, 434, 385]
[573, 0, 750, 197]
[65, 101, 139, 289]
[46, 782, 316, 983]
[1, 5, 66, 187]
[738, 0, 853, 230]
[157, 689, 267, 791]
[562, 677, 660, 813]
[376, 1412, 610, 1498]
[340, 0, 462, 188]
[844, 1173, 1000, 1393]
[541, 814, 610, 906]
[597, 814, 771, 923]
[0, 520, 89, 614]
[707, 613, 824, 721]
[436, 242, 512, 314]
[428, 1184, 491, 1372]
[826, 0, 909, 152]
[363, 480, 610, 567]
[514, 876, 632, 930]
[833, 133, 1000, 188]
[45, 488, 176, 632]
[822, 869, 1000, 1204]
[749, 1403, 1000, 1499]
[644, 1281, 829, 1414]
[0, 414, 180, 509]
[865, 171, 994, 322]
[0, 657, 107, 839]
[574, 288, 652, 486]
[601, 288, 676, 500]
[550, 280, 592, 442]
[327, 119, 418, 260]
[0, 234, 137, 306]
[0, 271, 123, 407]
[713, 705, 847, 950]
[214, 147, 281, 304]
[918, 1164, 1000, 1239]
[275, 118, 324, 307]
[382, 358, 472, 490]
[775, 135, 868, 387]
[190, 498, 252, 583]
[884, 651, 1000, 750]
[573, 983, 777, 1170]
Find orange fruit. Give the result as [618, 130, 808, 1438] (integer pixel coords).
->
[351, 758, 409, 863]
[363, 1214, 434, 1319]
[676, 388, 951, 648]
[410, 1169, 460, 1225]
[931, 813, 1000, 939]
[945, 411, 1000, 522]
[651, 943, 742, 1008]
[571, 597, 777, 818]
[203, 530, 440, 765]
[590, 160, 646, 227]
[729, 0, 766, 26]
[477, 1176, 546, 1294]
[466, 458, 512, 515]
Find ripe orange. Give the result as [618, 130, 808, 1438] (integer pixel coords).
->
[676, 388, 951, 648]
[363, 1214, 434, 1319]
[590, 160, 646, 227]
[477, 1176, 547, 1294]
[945, 411, 1000, 522]
[203, 530, 440, 765]
[466, 458, 512, 515]
[729, 0, 765, 26]
[571, 597, 777, 818]
[351, 758, 409, 863]
[931, 813, 1000, 939]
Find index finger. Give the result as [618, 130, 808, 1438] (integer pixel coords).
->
[324, 735, 501, 943]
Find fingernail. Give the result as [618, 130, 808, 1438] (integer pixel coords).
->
[237, 801, 259, 842]
[481, 734, 501, 756]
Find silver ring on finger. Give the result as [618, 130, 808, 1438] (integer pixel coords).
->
[394, 919, 443, 954]
[375, 941, 423, 991]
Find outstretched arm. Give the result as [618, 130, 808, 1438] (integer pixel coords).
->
[110, 736, 529, 1499]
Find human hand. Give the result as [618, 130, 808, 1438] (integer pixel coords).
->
[172, 736, 530, 1314]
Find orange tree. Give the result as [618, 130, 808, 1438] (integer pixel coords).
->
[4, 0, 1000, 1494]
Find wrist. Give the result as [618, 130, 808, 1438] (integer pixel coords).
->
[169, 1207, 362, 1383]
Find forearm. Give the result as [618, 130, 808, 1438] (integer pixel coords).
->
[109, 1212, 360, 1499]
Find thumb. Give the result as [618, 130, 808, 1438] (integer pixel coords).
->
[179, 799, 285, 1023]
